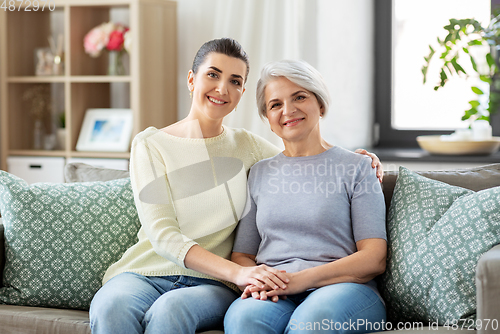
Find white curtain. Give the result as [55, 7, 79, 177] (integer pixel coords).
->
[177, 0, 374, 150]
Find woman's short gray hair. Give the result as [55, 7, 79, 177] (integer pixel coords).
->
[256, 60, 331, 119]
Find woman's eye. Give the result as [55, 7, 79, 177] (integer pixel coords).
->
[208, 72, 218, 78]
[296, 95, 305, 101]
[270, 103, 281, 109]
[231, 80, 241, 86]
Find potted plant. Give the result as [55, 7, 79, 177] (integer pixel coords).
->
[422, 12, 500, 125]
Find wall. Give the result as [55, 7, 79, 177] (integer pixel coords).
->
[176, 0, 375, 150]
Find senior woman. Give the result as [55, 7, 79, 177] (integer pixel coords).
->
[224, 60, 387, 334]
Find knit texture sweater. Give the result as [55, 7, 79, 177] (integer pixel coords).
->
[102, 126, 280, 289]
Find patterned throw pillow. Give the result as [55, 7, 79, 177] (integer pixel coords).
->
[380, 167, 500, 324]
[0, 171, 140, 310]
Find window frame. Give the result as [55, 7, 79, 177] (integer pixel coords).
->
[374, 0, 499, 148]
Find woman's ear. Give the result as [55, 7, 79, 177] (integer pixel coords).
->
[187, 70, 195, 92]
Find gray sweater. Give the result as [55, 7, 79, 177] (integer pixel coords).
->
[233, 146, 387, 295]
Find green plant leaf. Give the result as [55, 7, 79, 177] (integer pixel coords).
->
[480, 75, 492, 83]
[444, 33, 453, 44]
[476, 115, 490, 122]
[439, 69, 448, 87]
[468, 40, 483, 46]
[471, 86, 484, 95]
[462, 107, 478, 121]
[486, 52, 495, 68]
[469, 55, 478, 72]
[451, 57, 466, 75]
[422, 65, 429, 83]
[469, 100, 480, 108]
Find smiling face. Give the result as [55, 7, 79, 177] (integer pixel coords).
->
[188, 52, 247, 122]
[265, 77, 324, 144]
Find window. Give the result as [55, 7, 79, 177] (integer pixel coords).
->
[375, 0, 493, 147]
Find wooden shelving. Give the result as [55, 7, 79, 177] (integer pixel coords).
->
[0, 0, 178, 170]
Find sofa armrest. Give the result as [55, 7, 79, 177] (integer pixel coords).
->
[0, 222, 4, 287]
[476, 244, 500, 334]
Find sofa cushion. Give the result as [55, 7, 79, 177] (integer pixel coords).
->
[381, 163, 500, 210]
[380, 166, 500, 324]
[64, 163, 129, 183]
[0, 305, 91, 334]
[0, 171, 141, 310]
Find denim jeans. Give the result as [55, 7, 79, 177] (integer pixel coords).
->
[224, 282, 386, 334]
[89, 272, 238, 334]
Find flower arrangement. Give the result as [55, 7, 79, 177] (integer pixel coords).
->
[84, 22, 130, 57]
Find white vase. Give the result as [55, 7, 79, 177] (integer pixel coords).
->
[57, 128, 66, 150]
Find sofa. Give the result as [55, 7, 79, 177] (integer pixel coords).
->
[0, 162, 500, 334]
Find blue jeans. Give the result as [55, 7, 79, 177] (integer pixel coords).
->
[224, 283, 386, 334]
[90, 272, 238, 334]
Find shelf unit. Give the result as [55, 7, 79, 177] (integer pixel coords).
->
[0, 0, 178, 170]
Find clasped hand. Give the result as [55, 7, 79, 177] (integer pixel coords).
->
[241, 272, 306, 303]
[236, 264, 290, 296]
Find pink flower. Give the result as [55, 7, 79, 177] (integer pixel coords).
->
[83, 22, 130, 57]
[84, 26, 109, 57]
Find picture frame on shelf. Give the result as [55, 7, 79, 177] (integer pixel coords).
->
[76, 108, 133, 152]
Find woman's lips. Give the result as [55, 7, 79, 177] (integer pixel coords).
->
[208, 96, 227, 105]
[283, 118, 304, 127]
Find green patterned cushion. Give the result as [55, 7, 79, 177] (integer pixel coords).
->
[0, 171, 140, 310]
[380, 167, 500, 324]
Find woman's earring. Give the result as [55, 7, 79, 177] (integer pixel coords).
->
[189, 91, 193, 99]
[234, 105, 238, 112]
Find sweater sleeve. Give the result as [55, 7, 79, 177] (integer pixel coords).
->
[129, 135, 197, 268]
[232, 167, 261, 255]
[247, 131, 281, 160]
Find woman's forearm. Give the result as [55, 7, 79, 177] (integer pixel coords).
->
[231, 252, 258, 267]
[184, 245, 241, 282]
[260, 238, 387, 297]
[184, 246, 289, 290]
[299, 238, 387, 289]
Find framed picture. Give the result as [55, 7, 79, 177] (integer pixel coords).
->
[76, 108, 133, 152]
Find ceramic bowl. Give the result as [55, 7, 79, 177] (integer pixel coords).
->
[416, 135, 500, 155]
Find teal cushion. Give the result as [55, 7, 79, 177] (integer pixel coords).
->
[0, 171, 140, 310]
[380, 167, 500, 324]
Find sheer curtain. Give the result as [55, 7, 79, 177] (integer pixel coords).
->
[177, 0, 374, 150]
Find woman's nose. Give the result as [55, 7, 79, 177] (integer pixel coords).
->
[283, 102, 295, 115]
[215, 82, 228, 95]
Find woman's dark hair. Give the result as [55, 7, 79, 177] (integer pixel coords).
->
[192, 38, 250, 82]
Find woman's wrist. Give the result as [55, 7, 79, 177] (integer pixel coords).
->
[295, 268, 320, 290]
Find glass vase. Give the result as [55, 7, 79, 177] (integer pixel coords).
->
[108, 50, 126, 76]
